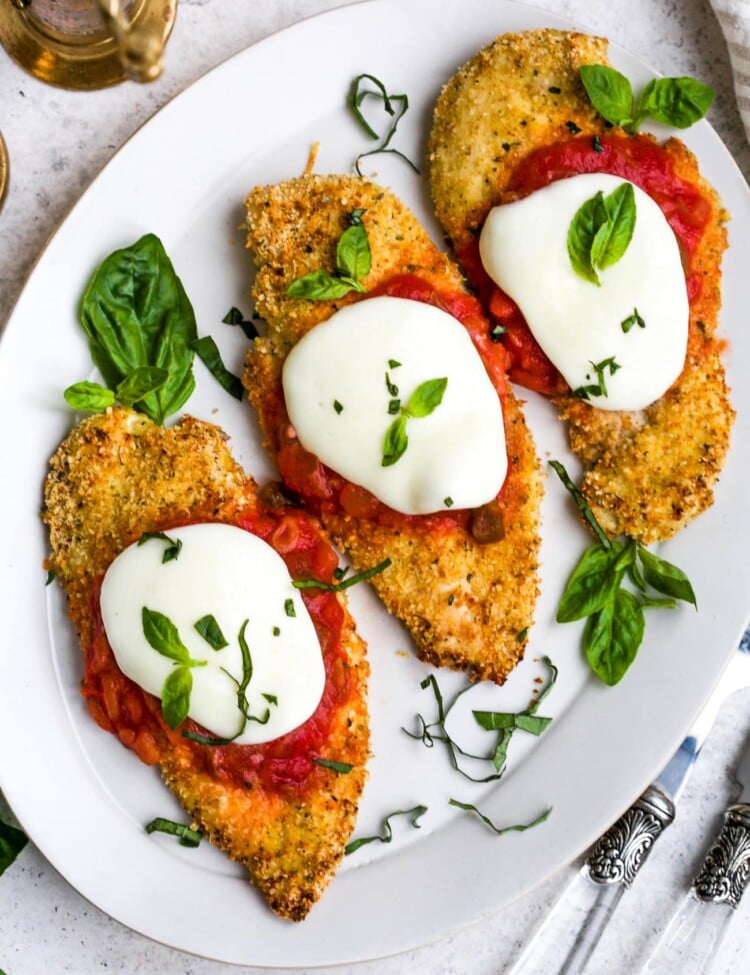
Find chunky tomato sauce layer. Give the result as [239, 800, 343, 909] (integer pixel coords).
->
[270, 273, 511, 533]
[82, 508, 352, 796]
[458, 133, 713, 395]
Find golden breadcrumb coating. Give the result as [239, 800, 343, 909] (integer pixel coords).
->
[244, 174, 542, 684]
[43, 406, 369, 921]
[428, 28, 734, 542]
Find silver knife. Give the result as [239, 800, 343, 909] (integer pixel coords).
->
[640, 731, 750, 974]
[508, 638, 750, 975]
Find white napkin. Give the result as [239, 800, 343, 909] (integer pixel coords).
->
[710, 0, 750, 141]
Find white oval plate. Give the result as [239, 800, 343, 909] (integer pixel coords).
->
[1, 0, 749, 966]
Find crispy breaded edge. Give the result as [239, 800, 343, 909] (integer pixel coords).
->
[428, 28, 734, 542]
[43, 406, 369, 921]
[243, 174, 543, 684]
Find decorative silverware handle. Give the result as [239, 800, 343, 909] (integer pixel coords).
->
[509, 786, 675, 974]
[641, 803, 750, 974]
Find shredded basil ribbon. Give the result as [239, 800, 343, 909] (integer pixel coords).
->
[293, 557, 391, 592]
[145, 817, 203, 848]
[345, 805, 428, 855]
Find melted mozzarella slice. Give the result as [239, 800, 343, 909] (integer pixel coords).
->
[479, 173, 688, 411]
[99, 523, 325, 744]
[282, 295, 507, 515]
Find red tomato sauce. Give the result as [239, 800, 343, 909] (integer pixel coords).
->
[458, 134, 713, 395]
[81, 508, 352, 796]
[270, 273, 511, 530]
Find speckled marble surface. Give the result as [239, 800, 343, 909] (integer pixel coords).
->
[1, 1, 749, 973]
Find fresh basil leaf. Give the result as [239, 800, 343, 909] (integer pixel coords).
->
[637, 546, 697, 607]
[161, 665, 193, 728]
[336, 223, 371, 283]
[115, 365, 169, 407]
[584, 588, 645, 686]
[63, 380, 116, 413]
[472, 711, 552, 735]
[137, 531, 182, 563]
[568, 184, 636, 285]
[194, 614, 228, 650]
[579, 64, 634, 127]
[192, 336, 243, 400]
[404, 377, 448, 418]
[0, 813, 28, 877]
[344, 805, 428, 855]
[142, 607, 191, 663]
[313, 758, 355, 774]
[382, 412, 409, 467]
[145, 816, 202, 848]
[79, 233, 197, 425]
[449, 799, 552, 835]
[567, 191, 606, 285]
[557, 543, 623, 622]
[286, 269, 362, 300]
[635, 76, 714, 129]
[591, 182, 636, 270]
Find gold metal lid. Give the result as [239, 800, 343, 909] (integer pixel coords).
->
[0, 0, 176, 90]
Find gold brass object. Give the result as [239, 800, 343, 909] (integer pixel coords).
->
[0, 132, 8, 212]
[0, 0, 176, 89]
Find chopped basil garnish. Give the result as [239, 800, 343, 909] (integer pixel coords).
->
[272, 626, 281, 637]
[444, 496, 454, 508]
[222, 306, 259, 341]
[551, 459, 696, 685]
[388, 358, 402, 369]
[490, 324, 507, 342]
[287, 211, 371, 300]
[45, 568, 56, 586]
[284, 598, 296, 617]
[333, 399, 344, 414]
[313, 758, 354, 774]
[580, 64, 714, 132]
[193, 614, 228, 650]
[292, 557, 391, 592]
[138, 531, 182, 563]
[382, 377, 448, 466]
[0, 811, 28, 877]
[621, 307, 646, 333]
[145, 817, 203, 848]
[405, 659, 557, 780]
[572, 357, 620, 400]
[345, 805, 428, 855]
[192, 335, 243, 400]
[347, 73, 419, 176]
[568, 183, 636, 286]
[449, 800, 552, 836]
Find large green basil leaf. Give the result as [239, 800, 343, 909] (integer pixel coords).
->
[79, 233, 197, 425]
[584, 589, 645, 686]
[556, 543, 624, 623]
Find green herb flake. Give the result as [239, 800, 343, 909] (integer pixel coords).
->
[566, 120, 582, 134]
[284, 598, 296, 617]
[621, 307, 646, 333]
[138, 531, 182, 563]
[293, 557, 392, 593]
[444, 496, 454, 508]
[388, 358, 402, 369]
[490, 323, 507, 342]
[145, 816, 203, 848]
[194, 614, 229, 650]
[272, 626, 281, 637]
[192, 335, 243, 400]
[45, 568, 56, 586]
[345, 805, 428, 856]
[313, 758, 355, 774]
[223, 306, 259, 340]
[333, 399, 344, 414]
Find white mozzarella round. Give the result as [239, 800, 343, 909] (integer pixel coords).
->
[479, 173, 688, 411]
[281, 295, 507, 514]
[99, 523, 325, 744]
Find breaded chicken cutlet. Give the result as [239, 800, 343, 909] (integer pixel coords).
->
[428, 29, 734, 543]
[243, 174, 542, 685]
[43, 406, 369, 921]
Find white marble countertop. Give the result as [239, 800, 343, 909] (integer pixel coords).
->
[1, 1, 749, 973]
